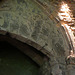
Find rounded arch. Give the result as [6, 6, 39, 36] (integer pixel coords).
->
[0, 0, 74, 75]
[0, 0, 70, 58]
[0, 30, 50, 66]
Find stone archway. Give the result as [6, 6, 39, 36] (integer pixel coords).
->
[0, 30, 51, 75]
[0, 31, 49, 66]
[0, 30, 68, 75]
[0, 0, 74, 75]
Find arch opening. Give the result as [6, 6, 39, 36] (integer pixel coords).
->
[0, 33, 48, 66]
[0, 41, 40, 75]
[0, 33, 51, 75]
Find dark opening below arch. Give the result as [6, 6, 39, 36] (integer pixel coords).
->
[0, 41, 40, 75]
[0, 33, 48, 75]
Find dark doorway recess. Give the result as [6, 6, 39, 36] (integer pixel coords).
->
[0, 41, 39, 75]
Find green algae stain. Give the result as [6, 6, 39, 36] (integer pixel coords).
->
[0, 42, 39, 75]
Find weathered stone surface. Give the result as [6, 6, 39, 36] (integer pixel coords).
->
[0, 0, 69, 56]
[67, 65, 75, 75]
[0, 0, 74, 75]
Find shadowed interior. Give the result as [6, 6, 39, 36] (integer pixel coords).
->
[0, 41, 39, 75]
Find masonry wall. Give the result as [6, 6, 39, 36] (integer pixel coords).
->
[0, 0, 71, 75]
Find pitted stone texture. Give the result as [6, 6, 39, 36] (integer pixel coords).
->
[39, 61, 51, 75]
[0, 0, 71, 75]
[0, 0, 69, 57]
[51, 64, 62, 75]
[67, 65, 75, 75]
[39, 58, 65, 75]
